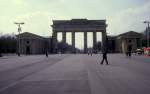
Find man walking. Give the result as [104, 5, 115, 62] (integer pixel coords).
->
[126, 45, 132, 58]
[46, 51, 48, 57]
[100, 51, 108, 65]
[128, 45, 132, 57]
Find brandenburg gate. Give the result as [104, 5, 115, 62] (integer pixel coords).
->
[51, 19, 107, 53]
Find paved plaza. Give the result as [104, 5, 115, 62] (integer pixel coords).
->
[0, 54, 150, 94]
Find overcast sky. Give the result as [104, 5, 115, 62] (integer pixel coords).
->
[0, 0, 150, 48]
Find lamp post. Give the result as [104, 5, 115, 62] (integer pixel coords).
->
[144, 21, 150, 47]
[14, 22, 24, 56]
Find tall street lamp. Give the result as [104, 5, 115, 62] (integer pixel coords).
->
[144, 21, 150, 47]
[14, 22, 25, 56]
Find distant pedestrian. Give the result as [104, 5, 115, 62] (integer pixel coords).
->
[100, 51, 109, 65]
[127, 45, 132, 58]
[0, 53, 2, 57]
[87, 49, 93, 56]
[88, 50, 90, 55]
[17, 52, 20, 56]
[90, 49, 93, 56]
[46, 51, 48, 57]
[0, 50, 2, 57]
[125, 51, 128, 57]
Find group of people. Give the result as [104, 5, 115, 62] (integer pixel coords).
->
[101, 45, 133, 64]
[87, 49, 93, 56]
[45, 48, 109, 65]
[46, 45, 133, 64]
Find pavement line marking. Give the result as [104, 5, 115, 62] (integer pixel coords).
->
[0, 81, 20, 92]
[0, 55, 71, 93]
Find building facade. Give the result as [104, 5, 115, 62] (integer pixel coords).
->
[18, 32, 51, 54]
[113, 31, 143, 53]
[15, 24, 144, 54]
[107, 36, 116, 53]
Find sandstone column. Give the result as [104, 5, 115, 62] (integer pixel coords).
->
[84, 32, 87, 53]
[102, 30, 107, 52]
[52, 31, 58, 53]
[62, 32, 66, 43]
[72, 31, 75, 53]
[93, 32, 97, 51]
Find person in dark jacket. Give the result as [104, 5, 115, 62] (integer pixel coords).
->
[100, 51, 108, 65]
[127, 45, 132, 57]
[46, 51, 48, 57]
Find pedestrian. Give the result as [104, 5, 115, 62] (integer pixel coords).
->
[88, 50, 90, 55]
[0, 54, 1, 57]
[125, 51, 128, 57]
[0, 50, 2, 57]
[17, 52, 20, 56]
[88, 48, 92, 56]
[46, 51, 48, 57]
[100, 51, 109, 65]
[127, 45, 132, 58]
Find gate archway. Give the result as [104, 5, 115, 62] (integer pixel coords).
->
[51, 19, 107, 53]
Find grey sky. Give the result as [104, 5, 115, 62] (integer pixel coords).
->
[0, 0, 150, 48]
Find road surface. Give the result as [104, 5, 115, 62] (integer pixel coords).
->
[0, 54, 150, 94]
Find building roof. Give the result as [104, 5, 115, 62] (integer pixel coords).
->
[117, 31, 143, 39]
[18, 32, 44, 39]
[107, 36, 117, 40]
